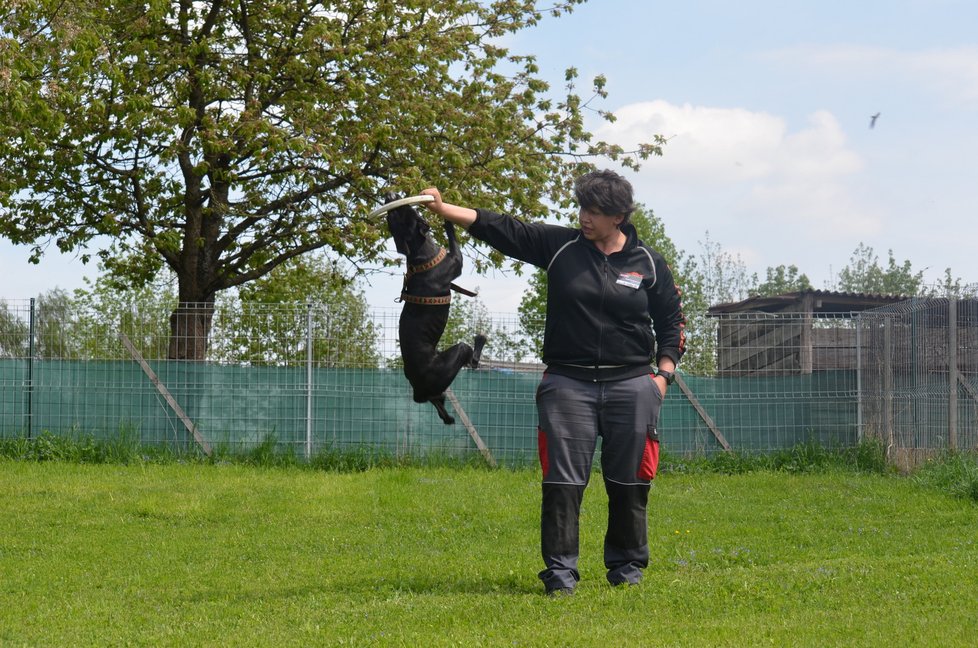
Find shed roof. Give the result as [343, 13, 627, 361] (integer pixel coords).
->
[707, 289, 909, 316]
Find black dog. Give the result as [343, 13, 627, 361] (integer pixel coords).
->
[385, 199, 487, 424]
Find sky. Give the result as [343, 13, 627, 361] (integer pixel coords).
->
[3, 0, 977, 312]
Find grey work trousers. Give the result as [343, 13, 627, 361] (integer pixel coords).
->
[535, 372, 662, 591]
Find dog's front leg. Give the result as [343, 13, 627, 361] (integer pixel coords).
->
[444, 221, 458, 255]
[443, 220, 466, 278]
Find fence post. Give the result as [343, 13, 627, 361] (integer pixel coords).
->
[856, 315, 863, 443]
[27, 297, 35, 440]
[948, 299, 958, 451]
[883, 316, 894, 455]
[799, 293, 814, 374]
[306, 303, 313, 461]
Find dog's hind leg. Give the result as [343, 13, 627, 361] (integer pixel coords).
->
[429, 394, 455, 425]
[426, 342, 474, 392]
[470, 334, 487, 369]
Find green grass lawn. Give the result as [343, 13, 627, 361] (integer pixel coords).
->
[1, 460, 976, 646]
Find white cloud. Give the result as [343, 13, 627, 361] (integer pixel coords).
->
[595, 100, 876, 241]
[604, 101, 786, 183]
[599, 101, 862, 184]
[774, 110, 863, 178]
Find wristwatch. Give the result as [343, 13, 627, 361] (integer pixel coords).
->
[655, 368, 676, 385]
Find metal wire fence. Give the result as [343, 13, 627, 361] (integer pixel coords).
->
[3, 296, 973, 466]
[857, 298, 978, 468]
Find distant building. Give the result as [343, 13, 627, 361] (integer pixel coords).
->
[706, 290, 908, 375]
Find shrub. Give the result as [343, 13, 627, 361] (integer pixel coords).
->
[913, 452, 978, 503]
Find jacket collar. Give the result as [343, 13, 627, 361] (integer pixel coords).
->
[577, 222, 640, 255]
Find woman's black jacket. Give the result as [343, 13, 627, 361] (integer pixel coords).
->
[468, 209, 687, 382]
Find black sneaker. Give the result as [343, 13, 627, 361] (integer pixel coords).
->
[546, 587, 575, 598]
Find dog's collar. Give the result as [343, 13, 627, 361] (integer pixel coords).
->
[399, 292, 452, 306]
[406, 247, 447, 278]
[400, 247, 451, 305]
[398, 246, 478, 306]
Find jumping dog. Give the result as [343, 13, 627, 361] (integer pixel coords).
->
[385, 198, 486, 424]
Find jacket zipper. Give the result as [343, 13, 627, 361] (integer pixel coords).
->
[594, 255, 612, 381]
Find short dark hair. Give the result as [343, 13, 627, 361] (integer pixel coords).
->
[573, 169, 635, 222]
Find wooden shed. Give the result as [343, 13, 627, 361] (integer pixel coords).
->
[707, 290, 908, 376]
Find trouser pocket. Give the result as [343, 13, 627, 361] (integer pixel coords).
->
[637, 426, 660, 480]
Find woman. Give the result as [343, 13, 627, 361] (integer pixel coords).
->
[422, 169, 686, 595]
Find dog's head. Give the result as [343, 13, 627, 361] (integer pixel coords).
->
[385, 195, 431, 257]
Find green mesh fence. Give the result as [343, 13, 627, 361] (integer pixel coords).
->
[2, 358, 860, 465]
[665, 371, 859, 455]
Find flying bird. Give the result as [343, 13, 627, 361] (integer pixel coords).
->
[869, 112, 880, 129]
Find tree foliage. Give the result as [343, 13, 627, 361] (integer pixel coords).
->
[0, 290, 80, 359]
[212, 254, 381, 367]
[835, 243, 923, 296]
[695, 231, 753, 306]
[931, 268, 978, 299]
[29, 289, 77, 359]
[0, 299, 30, 358]
[71, 269, 178, 360]
[2, 260, 379, 366]
[0, 280, 176, 361]
[751, 264, 813, 298]
[516, 267, 547, 359]
[0, 0, 662, 359]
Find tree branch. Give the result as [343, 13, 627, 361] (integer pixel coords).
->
[196, 0, 225, 41]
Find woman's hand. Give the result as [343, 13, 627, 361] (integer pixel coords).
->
[420, 187, 445, 216]
[652, 375, 668, 398]
[419, 187, 478, 229]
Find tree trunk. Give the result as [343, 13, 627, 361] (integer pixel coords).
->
[168, 302, 215, 360]
[167, 159, 225, 360]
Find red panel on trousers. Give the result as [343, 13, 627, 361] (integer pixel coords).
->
[637, 435, 660, 480]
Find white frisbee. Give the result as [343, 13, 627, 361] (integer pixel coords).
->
[368, 194, 435, 219]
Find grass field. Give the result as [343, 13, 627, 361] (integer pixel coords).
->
[2, 459, 977, 646]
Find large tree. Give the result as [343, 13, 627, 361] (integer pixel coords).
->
[0, 0, 661, 359]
